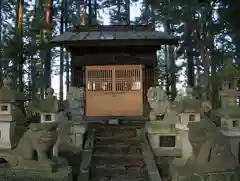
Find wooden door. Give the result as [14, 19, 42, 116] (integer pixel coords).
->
[86, 65, 143, 117]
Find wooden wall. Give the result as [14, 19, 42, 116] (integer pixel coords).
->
[71, 50, 157, 85]
[70, 50, 158, 117]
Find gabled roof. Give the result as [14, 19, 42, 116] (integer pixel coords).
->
[51, 25, 178, 48]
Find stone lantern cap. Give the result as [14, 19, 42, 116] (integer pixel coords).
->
[213, 107, 240, 119]
[28, 88, 61, 113]
[171, 87, 203, 113]
[0, 77, 26, 102]
[217, 60, 240, 81]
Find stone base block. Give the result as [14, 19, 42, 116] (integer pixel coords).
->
[0, 165, 72, 181]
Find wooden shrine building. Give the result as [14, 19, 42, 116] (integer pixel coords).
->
[51, 25, 178, 120]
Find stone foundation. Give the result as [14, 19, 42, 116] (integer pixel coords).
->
[146, 122, 182, 157]
[169, 161, 238, 181]
[0, 166, 72, 181]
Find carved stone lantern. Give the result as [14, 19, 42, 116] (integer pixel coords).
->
[2, 87, 72, 180]
[215, 60, 240, 165]
[175, 87, 202, 130]
[218, 60, 240, 109]
[29, 88, 61, 123]
[0, 78, 26, 149]
[145, 86, 182, 158]
[173, 87, 205, 162]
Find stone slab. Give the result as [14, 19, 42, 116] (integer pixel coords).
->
[0, 165, 72, 181]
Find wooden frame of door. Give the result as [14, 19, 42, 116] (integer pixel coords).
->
[86, 65, 143, 117]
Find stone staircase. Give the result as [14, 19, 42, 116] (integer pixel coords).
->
[89, 123, 149, 181]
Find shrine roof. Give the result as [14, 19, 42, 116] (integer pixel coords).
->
[51, 25, 178, 48]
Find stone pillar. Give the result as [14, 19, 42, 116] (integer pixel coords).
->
[53, 111, 87, 156]
[69, 123, 86, 149]
[179, 130, 192, 161]
[67, 86, 85, 121]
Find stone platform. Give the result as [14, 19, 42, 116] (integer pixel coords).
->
[0, 165, 72, 181]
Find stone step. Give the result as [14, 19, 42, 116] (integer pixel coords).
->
[92, 164, 147, 171]
[94, 125, 143, 130]
[91, 179, 147, 181]
[92, 155, 145, 165]
[95, 129, 137, 138]
[93, 145, 142, 155]
[94, 138, 143, 146]
[89, 123, 148, 181]
[94, 142, 141, 148]
[93, 153, 143, 161]
[90, 168, 148, 181]
[90, 122, 145, 128]
[90, 177, 148, 181]
[95, 132, 137, 139]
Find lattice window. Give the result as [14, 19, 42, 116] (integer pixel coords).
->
[87, 70, 112, 91]
[115, 68, 141, 92]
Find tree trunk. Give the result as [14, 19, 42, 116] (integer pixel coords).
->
[233, 35, 240, 66]
[185, 22, 195, 87]
[125, 0, 130, 24]
[169, 45, 176, 100]
[16, 0, 24, 92]
[59, 0, 64, 102]
[117, 0, 120, 23]
[44, 0, 53, 92]
[0, 0, 3, 85]
[31, 60, 37, 99]
[65, 0, 69, 93]
[211, 50, 218, 108]
[88, 0, 92, 24]
[40, 31, 45, 100]
[164, 45, 170, 95]
[195, 56, 201, 86]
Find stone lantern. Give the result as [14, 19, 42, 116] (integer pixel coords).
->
[0, 86, 71, 180]
[145, 86, 182, 158]
[214, 60, 240, 165]
[175, 87, 201, 130]
[29, 88, 60, 123]
[174, 87, 203, 161]
[0, 78, 26, 149]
